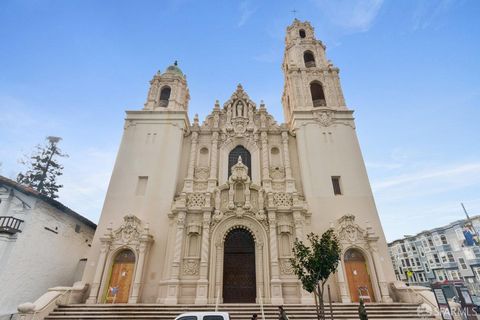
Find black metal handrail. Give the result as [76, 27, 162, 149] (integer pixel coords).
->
[0, 216, 24, 234]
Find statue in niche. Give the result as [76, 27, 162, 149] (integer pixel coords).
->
[226, 107, 233, 131]
[236, 101, 244, 117]
[228, 156, 251, 210]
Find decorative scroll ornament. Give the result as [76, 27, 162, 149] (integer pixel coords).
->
[183, 258, 199, 275]
[314, 110, 334, 127]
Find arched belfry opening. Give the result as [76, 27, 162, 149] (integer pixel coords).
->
[159, 86, 171, 107]
[228, 145, 251, 178]
[299, 29, 306, 38]
[310, 81, 326, 107]
[303, 51, 316, 68]
[223, 228, 256, 303]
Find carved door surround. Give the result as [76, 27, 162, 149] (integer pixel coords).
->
[86, 215, 153, 304]
[208, 215, 270, 303]
[334, 214, 392, 303]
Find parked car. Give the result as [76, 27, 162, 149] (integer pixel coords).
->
[175, 312, 231, 320]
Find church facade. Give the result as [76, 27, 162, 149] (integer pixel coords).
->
[82, 20, 396, 305]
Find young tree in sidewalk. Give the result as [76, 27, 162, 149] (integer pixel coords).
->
[17, 136, 68, 199]
[290, 229, 341, 320]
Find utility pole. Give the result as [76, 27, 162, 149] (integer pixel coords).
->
[462, 203, 480, 239]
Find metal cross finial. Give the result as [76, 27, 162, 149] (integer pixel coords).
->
[291, 9, 298, 18]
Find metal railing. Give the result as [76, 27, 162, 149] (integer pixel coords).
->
[0, 216, 24, 234]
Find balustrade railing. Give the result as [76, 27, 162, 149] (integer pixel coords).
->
[0, 216, 24, 234]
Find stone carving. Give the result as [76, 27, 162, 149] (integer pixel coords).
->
[280, 259, 294, 275]
[270, 166, 286, 180]
[228, 157, 251, 210]
[194, 167, 210, 180]
[112, 215, 142, 244]
[314, 110, 334, 127]
[273, 192, 293, 208]
[187, 193, 206, 209]
[183, 258, 199, 275]
[193, 182, 208, 192]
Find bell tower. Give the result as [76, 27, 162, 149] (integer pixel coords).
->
[282, 19, 346, 125]
[144, 61, 190, 111]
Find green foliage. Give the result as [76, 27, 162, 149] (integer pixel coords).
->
[17, 136, 68, 199]
[290, 229, 341, 320]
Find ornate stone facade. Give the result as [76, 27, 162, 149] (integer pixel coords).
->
[82, 19, 396, 305]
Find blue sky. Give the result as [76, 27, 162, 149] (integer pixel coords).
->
[0, 0, 479, 241]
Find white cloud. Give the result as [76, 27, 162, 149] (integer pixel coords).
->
[411, 0, 455, 30]
[57, 148, 116, 223]
[373, 162, 480, 191]
[311, 0, 384, 32]
[237, 0, 257, 27]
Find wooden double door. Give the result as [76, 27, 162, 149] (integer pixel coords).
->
[344, 249, 375, 302]
[223, 228, 256, 303]
[105, 249, 135, 303]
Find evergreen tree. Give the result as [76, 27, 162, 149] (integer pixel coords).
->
[17, 136, 68, 199]
[290, 230, 341, 320]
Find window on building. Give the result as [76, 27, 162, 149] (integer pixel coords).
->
[473, 267, 480, 281]
[441, 254, 448, 263]
[418, 273, 426, 282]
[447, 252, 455, 263]
[135, 176, 148, 196]
[459, 257, 468, 270]
[74, 224, 81, 233]
[412, 245, 417, 252]
[299, 29, 306, 38]
[406, 259, 411, 267]
[449, 270, 461, 281]
[441, 235, 448, 245]
[331, 176, 342, 195]
[435, 270, 446, 281]
[456, 228, 466, 240]
[428, 238, 434, 247]
[401, 244, 406, 253]
[228, 145, 251, 178]
[303, 51, 316, 68]
[415, 257, 421, 266]
[310, 81, 326, 107]
[401, 260, 406, 267]
[425, 263, 430, 273]
[433, 254, 440, 264]
[159, 86, 171, 107]
[410, 258, 415, 266]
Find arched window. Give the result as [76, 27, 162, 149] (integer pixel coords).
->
[310, 81, 326, 107]
[299, 29, 306, 38]
[228, 145, 251, 178]
[304, 51, 316, 68]
[198, 147, 209, 167]
[159, 86, 171, 107]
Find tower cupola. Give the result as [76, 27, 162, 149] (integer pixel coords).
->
[144, 61, 190, 111]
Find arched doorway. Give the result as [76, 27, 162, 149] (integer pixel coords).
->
[223, 228, 256, 303]
[344, 248, 375, 302]
[105, 249, 135, 303]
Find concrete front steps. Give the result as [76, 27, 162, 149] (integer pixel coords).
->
[44, 303, 435, 320]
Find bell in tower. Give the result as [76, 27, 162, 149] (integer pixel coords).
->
[282, 19, 346, 124]
[144, 61, 190, 111]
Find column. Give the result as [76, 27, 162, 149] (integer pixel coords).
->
[164, 211, 186, 304]
[260, 131, 271, 190]
[214, 243, 223, 303]
[184, 132, 198, 192]
[208, 132, 219, 190]
[370, 244, 393, 302]
[255, 242, 265, 304]
[195, 211, 211, 304]
[86, 242, 110, 304]
[336, 260, 351, 303]
[293, 211, 314, 304]
[129, 242, 148, 303]
[268, 210, 284, 304]
[281, 131, 296, 193]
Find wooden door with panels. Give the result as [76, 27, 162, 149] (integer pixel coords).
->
[344, 248, 375, 302]
[105, 249, 135, 303]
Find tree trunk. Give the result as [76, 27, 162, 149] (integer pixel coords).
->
[313, 290, 321, 320]
[317, 283, 325, 320]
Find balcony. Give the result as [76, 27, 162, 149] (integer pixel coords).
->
[0, 216, 24, 234]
